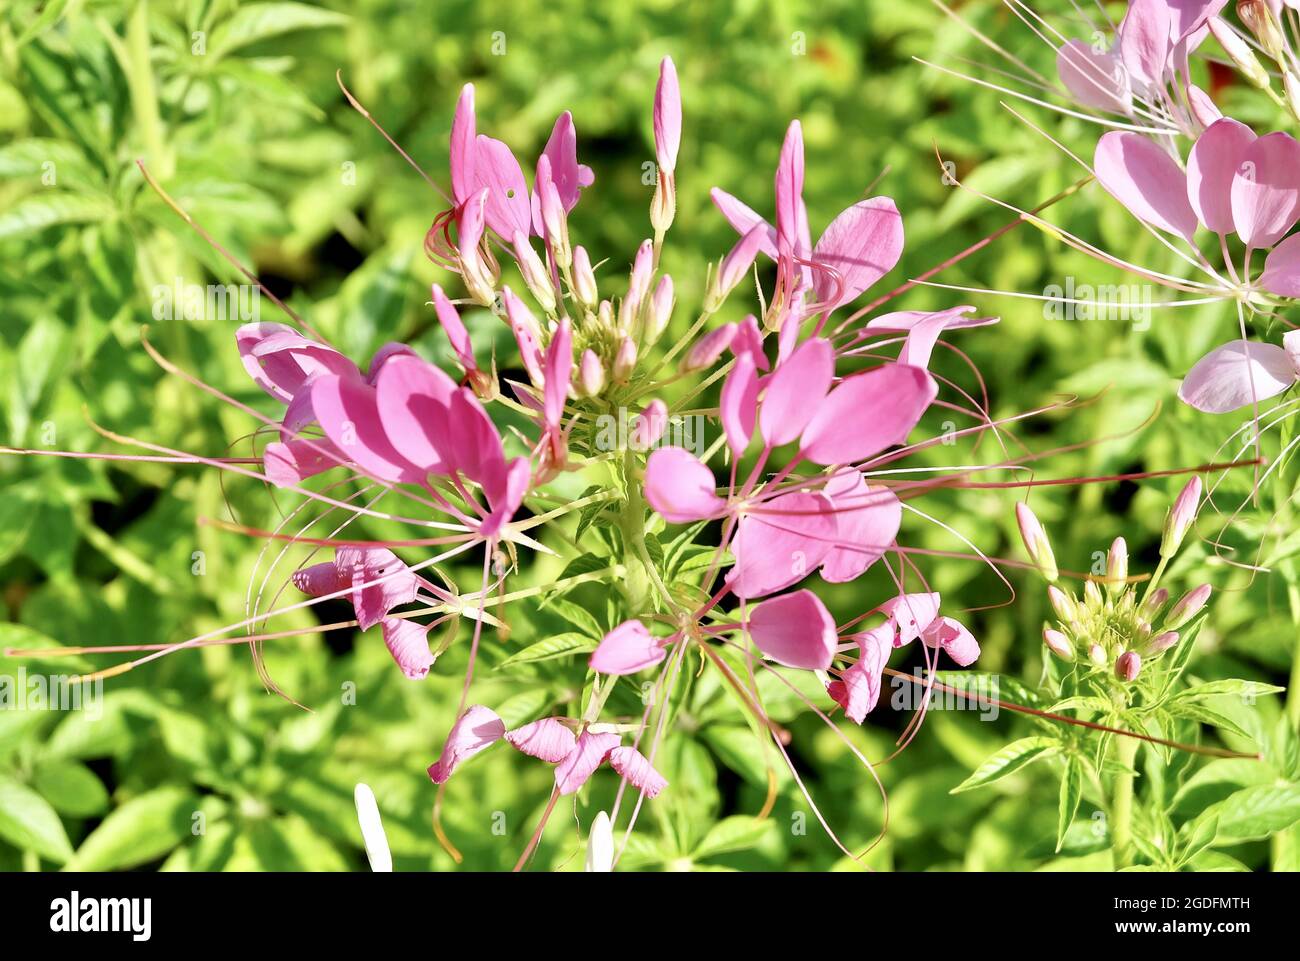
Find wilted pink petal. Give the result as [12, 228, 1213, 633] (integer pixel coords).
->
[1094, 131, 1198, 241]
[878, 592, 941, 645]
[608, 746, 668, 798]
[799, 363, 937, 466]
[373, 353, 457, 476]
[1177, 339, 1297, 413]
[432, 284, 479, 373]
[819, 471, 902, 583]
[311, 372, 426, 484]
[1187, 117, 1255, 234]
[720, 350, 760, 457]
[746, 588, 837, 669]
[555, 731, 621, 795]
[1230, 131, 1300, 248]
[728, 490, 836, 599]
[236, 322, 356, 404]
[759, 337, 833, 447]
[506, 717, 578, 763]
[336, 546, 420, 631]
[654, 56, 681, 174]
[709, 188, 778, 258]
[1260, 233, 1300, 296]
[1056, 40, 1130, 113]
[590, 620, 667, 675]
[292, 561, 350, 597]
[644, 446, 728, 523]
[922, 615, 980, 667]
[427, 705, 506, 784]
[811, 197, 904, 309]
[450, 84, 477, 203]
[380, 616, 435, 679]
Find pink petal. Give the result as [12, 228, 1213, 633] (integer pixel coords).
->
[311, 372, 425, 484]
[727, 490, 836, 599]
[589, 620, 667, 675]
[654, 56, 681, 174]
[1056, 40, 1130, 113]
[432, 284, 478, 373]
[373, 353, 458, 476]
[819, 471, 902, 583]
[811, 197, 904, 309]
[380, 616, 435, 679]
[922, 616, 981, 667]
[292, 561, 350, 597]
[759, 337, 833, 447]
[1094, 131, 1197, 241]
[799, 363, 937, 466]
[236, 322, 356, 404]
[263, 438, 341, 487]
[471, 135, 532, 240]
[506, 717, 578, 763]
[644, 446, 727, 523]
[554, 731, 621, 795]
[731, 314, 769, 371]
[366, 343, 417, 383]
[1187, 118, 1255, 235]
[745, 588, 837, 670]
[427, 705, 505, 784]
[866, 306, 999, 370]
[709, 188, 778, 258]
[608, 746, 668, 798]
[545, 319, 573, 430]
[1231, 131, 1300, 248]
[503, 287, 546, 386]
[540, 112, 588, 212]
[720, 350, 760, 457]
[1177, 339, 1296, 413]
[1260, 232, 1300, 296]
[828, 624, 892, 723]
[1118, 0, 1172, 89]
[479, 455, 531, 538]
[684, 323, 738, 371]
[336, 546, 419, 631]
[775, 120, 806, 260]
[631, 399, 668, 450]
[445, 387, 507, 486]
[878, 592, 941, 645]
[450, 84, 477, 203]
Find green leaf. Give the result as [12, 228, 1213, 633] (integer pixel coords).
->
[16, 0, 73, 46]
[31, 761, 109, 818]
[545, 596, 604, 639]
[693, 816, 775, 859]
[0, 775, 74, 863]
[0, 192, 111, 240]
[951, 737, 1058, 793]
[1205, 784, 1300, 841]
[70, 787, 199, 870]
[1164, 700, 1251, 739]
[1168, 679, 1284, 704]
[209, 3, 349, 60]
[498, 632, 597, 668]
[1056, 756, 1082, 852]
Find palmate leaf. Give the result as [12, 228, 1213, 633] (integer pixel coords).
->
[950, 736, 1059, 794]
[0, 775, 74, 864]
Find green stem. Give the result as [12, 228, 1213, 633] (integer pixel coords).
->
[616, 449, 654, 616]
[1111, 735, 1139, 869]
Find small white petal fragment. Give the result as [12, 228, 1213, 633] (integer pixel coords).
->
[354, 782, 393, 873]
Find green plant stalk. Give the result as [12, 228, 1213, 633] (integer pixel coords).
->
[616, 448, 654, 616]
[1111, 734, 1139, 869]
[125, 0, 170, 179]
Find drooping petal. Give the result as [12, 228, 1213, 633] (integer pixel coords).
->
[811, 197, 904, 309]
[644, 446, 728, 523]
[608, 746, 668, 798]
[921, 616, 981, 666]
[654, 56, 681, 174]
[554, 731, 621, 795]
[311, 372, 426, 484]
[427, 705, 505, 784]
[506, 717, 578, 763]
[709, 187, 778, 258]
[373, 353, 458, 476]
[336, 546, 420, 631]
[1230, 131, 1300, 248]
[1187, 117, 1255, 234]
[728, 490, 836, 599]
[1094, 131, 1198, 241]
[589, 620, 667, 675]
[1177, 339, 1297, 413]
[1260, 232, 1300, 296]
[380, 616, 435, 679]
[819, 471, 902, 583]
[745, 588, 837, 669]
[759, 336, 833, 447]
[1055, 40, 1130, 113]
[878, 592, 941, 645]
[720, 350, 760, 457]
[799, 363, 937, 465]
[827, 624, 892, 723]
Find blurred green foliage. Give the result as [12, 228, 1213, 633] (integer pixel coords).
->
[0, 0, 1296, 871]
